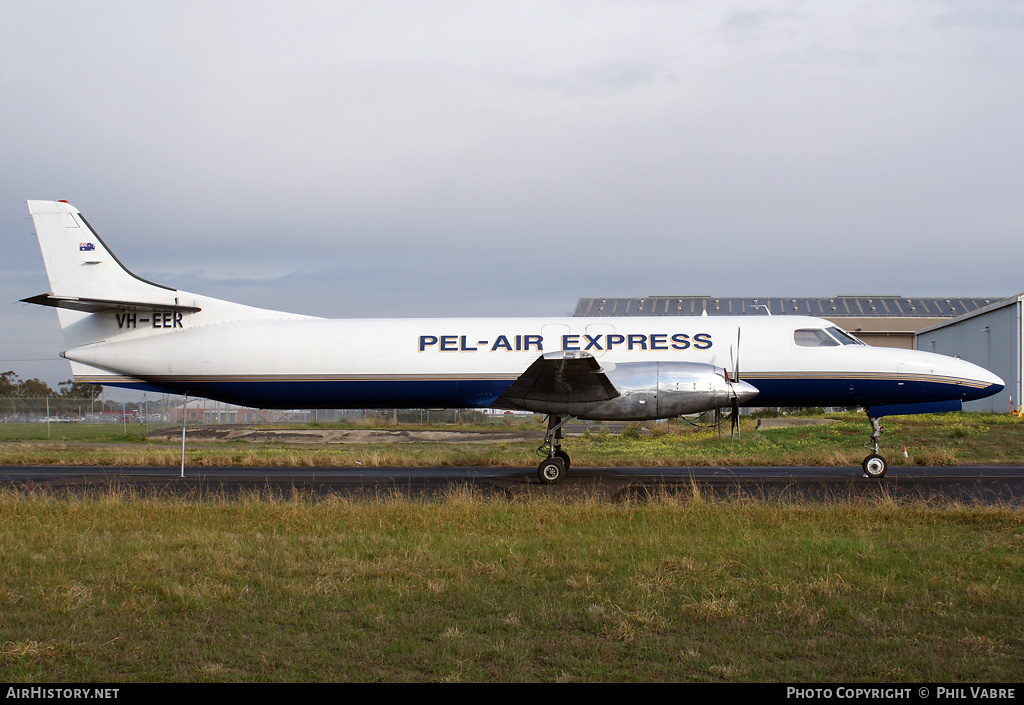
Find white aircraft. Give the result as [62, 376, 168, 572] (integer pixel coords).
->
[23, 200, 1004, 483]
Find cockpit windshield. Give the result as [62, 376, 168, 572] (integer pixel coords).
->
[794, 329, 839, 347]
[794, 325, 868, 346]
[828, 326, 865, 346]
[794, 327, 866, 347]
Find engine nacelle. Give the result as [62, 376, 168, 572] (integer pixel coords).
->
[521, 361, 758, 421]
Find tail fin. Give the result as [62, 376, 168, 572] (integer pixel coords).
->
[22, 200, 207, 389]
[24, 200, 315, 391]
[23, 200, 312, 365]
[23, 200, 195, 314]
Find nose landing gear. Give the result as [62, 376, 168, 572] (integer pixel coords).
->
[862, 415, 888, 478]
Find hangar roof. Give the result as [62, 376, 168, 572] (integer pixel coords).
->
[573, 296, 1001, 318]
[916, 293, 1024, 334]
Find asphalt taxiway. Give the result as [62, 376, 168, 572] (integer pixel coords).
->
[3, 464, 1024, 504]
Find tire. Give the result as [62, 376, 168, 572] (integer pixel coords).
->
[862, 453, 887, 478]
[537, 456, 566, 485]
[554, 450, 571, 470]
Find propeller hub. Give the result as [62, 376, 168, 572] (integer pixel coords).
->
[729, 380, 759, 405]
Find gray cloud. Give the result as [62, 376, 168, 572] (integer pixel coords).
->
[3, 1, 1023, 386]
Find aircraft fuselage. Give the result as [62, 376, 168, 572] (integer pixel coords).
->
[62, 314, 1003, 413]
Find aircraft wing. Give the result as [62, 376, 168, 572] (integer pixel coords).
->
[498, 351, 620, 406]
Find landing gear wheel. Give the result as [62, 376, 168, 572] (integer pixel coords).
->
[554, 450, 571, 470]
[862, 453, 887, 479]
[537, 456, 567, 485]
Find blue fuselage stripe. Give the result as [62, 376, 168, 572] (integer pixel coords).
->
[741, 377, 999, 407]
[101, 375, 1002, 411]
[144, 378, 515, 410]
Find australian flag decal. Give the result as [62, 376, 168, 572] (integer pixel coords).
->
[79, 243, 95, 251]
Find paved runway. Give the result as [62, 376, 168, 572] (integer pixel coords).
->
[4, 464, 1024, 504]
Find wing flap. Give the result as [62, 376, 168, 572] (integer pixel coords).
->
[497, 351, 620, 406]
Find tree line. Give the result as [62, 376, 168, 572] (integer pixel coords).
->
[1, 371, 102, 399]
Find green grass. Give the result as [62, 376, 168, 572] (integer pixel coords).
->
[0, 422, 153, 443]
[1, 412, 1022, 468]
[1, 488, 1021, 682]
[2, 413, 1022, 681]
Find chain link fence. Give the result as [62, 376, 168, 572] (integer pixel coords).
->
[1, 395, 535, 430]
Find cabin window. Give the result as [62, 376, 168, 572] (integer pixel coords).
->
[794, 329, 840, 347]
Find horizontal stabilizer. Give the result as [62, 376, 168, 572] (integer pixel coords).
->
[22, 293, 201, 314]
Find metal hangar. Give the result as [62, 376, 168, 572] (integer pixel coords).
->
[573, 295, 1000, 350]
[916, 294, 1024, 413]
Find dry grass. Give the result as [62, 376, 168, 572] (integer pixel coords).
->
[0, 487, 1021, 682]
[3, 412, 1023, 469]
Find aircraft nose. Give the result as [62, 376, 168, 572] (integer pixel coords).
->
[730, 380, 760, 405]
[970, 366, 1003, 399]
[963, 362, 1004, 401]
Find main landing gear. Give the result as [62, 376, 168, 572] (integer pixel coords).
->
[536, 413, 893, 483]
[537, 414, 570, 485]
[862, 414, 888, 479]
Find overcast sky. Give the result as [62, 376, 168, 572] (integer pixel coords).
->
[3, 1, 1023, 387]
